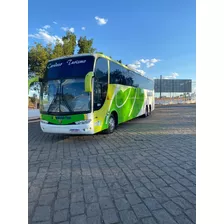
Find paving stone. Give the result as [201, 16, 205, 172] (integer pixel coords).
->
[152, 209, 178, 224]
[71, 214, 87, 224]
[54, 209, 68, 223]
[144, 197, 162, 211]
[142, 217, 158, 224]
[102, 208, 119, 224]
[175, 214, 194, 224]
[57, 189, 69, 198]
[119, 210, 138, 224]
[97, 187, 110, 197]
[99, 197, 114, 210]
[132, 203, 151, 218]
[38, 193, 55, 205]
[135, 187, 152, 199]
[126, 193, 141, 205]
[114, 197, 130, 211]
[87, 216, 102, 224]
[71, 191, 84, 203]
[86, 202, 101, 217]
[170, 183, 187, 193]
[171, 197, 193, 210]
[185, 208, 196, 223]
[70, 202, 85, 216]
[32, 206, 51, 222]
[160, 187, 180, 198]
[180, 191, 196, 205]
[163, 201, 182, 216]
[54, 197, 70, 210]
[84, 192, 98, 203]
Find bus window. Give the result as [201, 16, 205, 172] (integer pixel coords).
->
[94, 57, 108, 110]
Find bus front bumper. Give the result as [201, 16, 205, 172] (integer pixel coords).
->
[40, 122, 94, 135]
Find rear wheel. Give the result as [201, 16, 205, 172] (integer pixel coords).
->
[143, 106, 149, 117]
[105, 114, 116, 134]
[148, 105, 152, 115]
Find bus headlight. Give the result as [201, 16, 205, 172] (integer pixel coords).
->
[75, 119, 91, 125]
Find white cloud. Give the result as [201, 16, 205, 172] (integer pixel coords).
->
[137, 58, 160, 68]
[146, 63, 155, 68]
[29, 28, 63, 45]
[69, 27, 74, 33]
[139, 59, 150, 63]
[81, 27, 86, 30]
[136, 69, 146, 76]
[53, 21, 57, 24]
[163, 72, 179, 79]
[151, 58, 160, 63]
[61, 27, 74, 32]
[127, 57, 160, 77]
[43, 25, 50, 29]
[95, 16, 108, 25]
[61, 27, 68, 31]
[127, 63, 141, 70]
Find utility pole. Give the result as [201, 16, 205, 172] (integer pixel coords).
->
[160, 75, 162, 99]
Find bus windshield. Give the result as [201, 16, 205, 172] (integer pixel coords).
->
[40, 79, 91, 114]
[40, 56, 94, 114]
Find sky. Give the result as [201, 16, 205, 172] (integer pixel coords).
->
[28, 0, 196, 82]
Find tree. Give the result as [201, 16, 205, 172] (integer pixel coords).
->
[45, 43, 53, 60]
[52, 39, 64, 59]
[62, 31, 76, 55]
[28, 42, 48, 77]
[77, 36, 96, 54]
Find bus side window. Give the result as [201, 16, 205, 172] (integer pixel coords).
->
[94, 57, 108, 111]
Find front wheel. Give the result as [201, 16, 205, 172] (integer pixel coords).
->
[105, 114, 116, 134]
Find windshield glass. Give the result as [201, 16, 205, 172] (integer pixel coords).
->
[40, 79, 91, 114]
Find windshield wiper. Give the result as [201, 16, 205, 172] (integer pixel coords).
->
[47, 85, 60, 113]
[47, 82, 73, 113]
[61, 86, 73, 112]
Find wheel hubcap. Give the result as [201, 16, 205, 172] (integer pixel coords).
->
[109, 117, 115, 131]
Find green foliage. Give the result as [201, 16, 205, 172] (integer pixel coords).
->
[77, 36, 96, 54]
[62, 31, 76, 55]
[51, 39, 64, 59]
[28, 43, 49, 78]
[45, 43, 53, 60]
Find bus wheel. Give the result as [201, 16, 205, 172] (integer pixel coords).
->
[106, 114, 116, 134]
[148, 105, 152, 115]
[144, 106, 149, 117]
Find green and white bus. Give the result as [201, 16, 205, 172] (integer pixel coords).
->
[29, 53, 155, 134]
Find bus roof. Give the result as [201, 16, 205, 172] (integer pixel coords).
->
[48, 53, 154, 82]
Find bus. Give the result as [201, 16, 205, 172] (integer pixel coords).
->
[29, 53, 155, 134]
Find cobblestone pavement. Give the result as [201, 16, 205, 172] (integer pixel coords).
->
[29, 105, 196, 224]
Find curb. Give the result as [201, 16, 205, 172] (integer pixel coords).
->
[28, 117, 40, 122]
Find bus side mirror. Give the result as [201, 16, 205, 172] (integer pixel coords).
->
[85, 72, 93, 92]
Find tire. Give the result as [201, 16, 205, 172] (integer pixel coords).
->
[143, 106, 149, 117]
[148, 105, 152, 115]
[105, 114, 116, 134]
